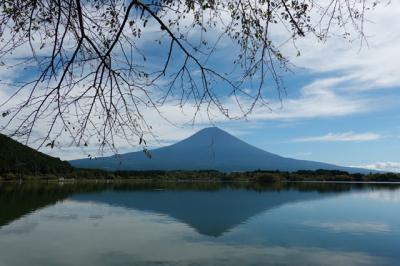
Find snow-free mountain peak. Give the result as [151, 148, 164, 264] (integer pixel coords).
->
[70, 127, 370, 173]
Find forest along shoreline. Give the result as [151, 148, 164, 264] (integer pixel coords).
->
[1, 169, 400, 183]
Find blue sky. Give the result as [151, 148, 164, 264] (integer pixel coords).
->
[121, 0, 399, 172]
[0, 1, 399, 172]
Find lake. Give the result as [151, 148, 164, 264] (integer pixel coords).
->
[0, 181, 400, 266]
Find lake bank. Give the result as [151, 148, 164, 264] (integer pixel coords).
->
[1, 169, 400, 183]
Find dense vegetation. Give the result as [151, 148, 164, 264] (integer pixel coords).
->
[1, 167, 400, 183]
[238, 169, 400, 183]
[0, 134, 73, 177]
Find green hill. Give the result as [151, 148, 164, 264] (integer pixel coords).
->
[0, 134, 72, 177]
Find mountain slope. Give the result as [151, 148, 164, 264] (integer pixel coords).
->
[70, 127, 370, 173]
[0, 133, 72, 174]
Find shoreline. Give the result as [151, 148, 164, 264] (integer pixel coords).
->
[1, 169, 400, 184]
[1, 178, 400, 185]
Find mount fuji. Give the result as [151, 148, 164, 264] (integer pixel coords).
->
[70, 127, 370, 173]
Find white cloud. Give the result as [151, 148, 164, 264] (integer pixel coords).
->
[352, 162, 400, 173]
[292, 132, 381, 143]
[148, 75, 375, 126]
[302, 221, 391, 234]
[251, 78, 375, 120]
[287, 1, 400, 90]
[355, 190, 400, 202]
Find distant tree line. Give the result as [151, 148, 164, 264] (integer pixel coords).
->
[240, 169, 400, 183]
[1, 167, 400, 183]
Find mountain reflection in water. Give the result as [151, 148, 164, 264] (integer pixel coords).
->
[1, 182, 400, 266]
[0, 181, 374, 231]
[70, 188, 335, 237]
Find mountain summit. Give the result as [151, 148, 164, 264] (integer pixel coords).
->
[70, 127, 369, 173]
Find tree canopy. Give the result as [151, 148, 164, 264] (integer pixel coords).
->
[0, 0, 381, 154]
[0, 133, 72, 175]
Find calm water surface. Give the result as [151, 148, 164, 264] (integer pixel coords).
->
[0, 182, 400, 266]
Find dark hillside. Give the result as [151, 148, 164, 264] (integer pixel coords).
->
[0, 134, 72, 176]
